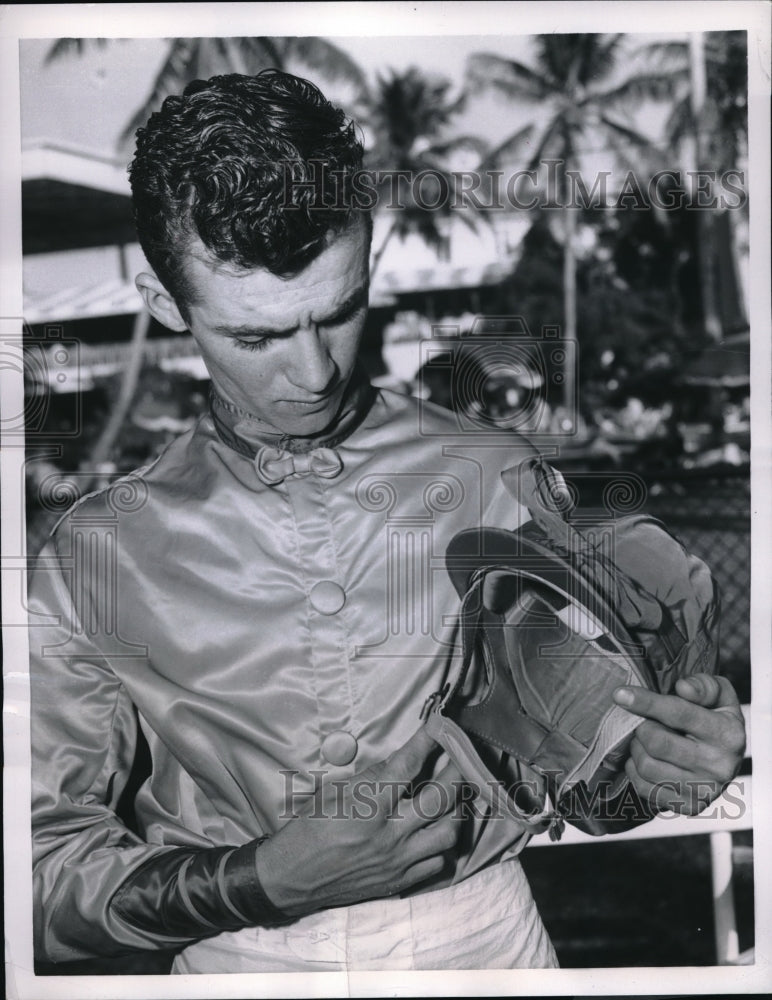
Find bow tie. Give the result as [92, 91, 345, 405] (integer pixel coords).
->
[255, 445, 344, 486]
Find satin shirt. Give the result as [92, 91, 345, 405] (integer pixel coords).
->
[29, 387, 538, 962]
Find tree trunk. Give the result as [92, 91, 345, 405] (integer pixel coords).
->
[689, 32, 723, 342]
[369, 217, 400, 280]
[82, 308, 151, 491]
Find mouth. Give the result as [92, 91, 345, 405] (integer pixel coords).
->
[284, 382, 344, 408]
[285, 397, 337, 412]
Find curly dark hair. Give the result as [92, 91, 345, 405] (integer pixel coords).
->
[129, 69, 368, 315]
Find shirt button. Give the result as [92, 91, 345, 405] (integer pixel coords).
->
[309, 581, 346, 615]
[320, 730, 358, 766]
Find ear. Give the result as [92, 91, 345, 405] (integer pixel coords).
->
[135, 272, 189, 333]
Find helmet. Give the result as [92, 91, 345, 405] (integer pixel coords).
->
[423, 457, 720, 838]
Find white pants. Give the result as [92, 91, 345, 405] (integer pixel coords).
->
[172, 858, 558, 973]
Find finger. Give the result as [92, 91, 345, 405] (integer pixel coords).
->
[629, 730, 695, 786]
[612, 685, 743, 744]
[401, 815, 460, 877]
[633, 720, 736, 780]
[674, 673, 741, 711]
[408, 762, 465, 823]
[415, 756, 465, 797]
[406, 812, 461, 855]
[624, 756, 714, 816]
[370, 725, 440, 787]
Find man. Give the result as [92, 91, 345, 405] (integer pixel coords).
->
[29, 70, 746, 974]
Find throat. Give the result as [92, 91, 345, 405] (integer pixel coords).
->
[210, 369, 376, 457]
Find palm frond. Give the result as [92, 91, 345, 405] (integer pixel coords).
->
[285, 36, 370, 97]
[598, 116, 667, 181]
[193, 37, 255, 78]
[592, 34, 626, 68]
[453, 201, 487, 232]
[663, 96, 693, 146]
[525, 119, 566, 173]
[593, 70, 689, 109]
[386, 204, 445, 249]
[474, 123, 535, 171]
[534, 33, 619, 90]
[236, 36, 286, 71]
[119, 38, 201, 143]
[424, 134, 490, 161]
[119, 35, 371, 145]
[577, 33, 626, 86]
[633, 40, 688, 70]
[598, 114, 662, 154]
[365, 63, 490, 265]
[606, 129, 661, 187]
[44, 37, 112, 64]
[465, 52, 549, 103]
[368, 67, 459, 152]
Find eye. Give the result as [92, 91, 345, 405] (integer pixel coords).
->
[320, 311, 350, 330]
[320, 298, 366, 329]
[234, 337, 272, 352]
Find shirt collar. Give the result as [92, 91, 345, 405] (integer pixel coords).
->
[209, 367, 378, 459]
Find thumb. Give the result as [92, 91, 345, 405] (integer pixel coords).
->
[372, 725, 439, 785]
[675, 674, 739, 710]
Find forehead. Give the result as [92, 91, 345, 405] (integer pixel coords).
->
[183, 221, 370, 327]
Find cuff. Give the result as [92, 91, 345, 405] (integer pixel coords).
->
[112, 837, 292, 943]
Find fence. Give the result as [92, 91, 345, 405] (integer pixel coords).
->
[558, 465, 751, 701]
[640, 468, 750, 688]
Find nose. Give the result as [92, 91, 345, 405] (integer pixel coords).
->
[287, 326, 338, 395]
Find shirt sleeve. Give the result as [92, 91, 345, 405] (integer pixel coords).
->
[29, 538, 289, 963]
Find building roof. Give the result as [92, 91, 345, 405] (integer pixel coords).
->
[22, 141, 135, 255]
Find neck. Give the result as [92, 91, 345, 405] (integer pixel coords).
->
[210, 368, 376, 458]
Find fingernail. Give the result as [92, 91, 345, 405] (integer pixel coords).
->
[679, 678, 699, 696]
[614, 688, 634, 706]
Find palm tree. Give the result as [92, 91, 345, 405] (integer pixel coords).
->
[46, 36, 370, 148]
[640, 32, 748, 174]
[466, 34, 682, 422]
[364, 66, 489, 278]
[122, 36, 370, 145]
[637, 31, 749, 340]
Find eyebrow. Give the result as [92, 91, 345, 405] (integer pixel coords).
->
[215, 284, 369, 340]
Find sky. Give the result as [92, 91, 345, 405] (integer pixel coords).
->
[16, 28, 674, 308]
[12, 8, 762, 316]
[8, 0, 769, 164]
[18, 34, 539, 156]
[17, 30, 680, 161]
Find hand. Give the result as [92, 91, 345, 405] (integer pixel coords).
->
[256, 726, 463, 916]
[612, 674, 746, 815]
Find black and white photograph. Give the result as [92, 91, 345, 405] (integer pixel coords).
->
[2, 3, 770, 998]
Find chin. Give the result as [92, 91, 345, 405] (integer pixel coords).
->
[281, 408, 338, 439]
[299, 415, 340, 438]
[287, 391, 352, 438]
